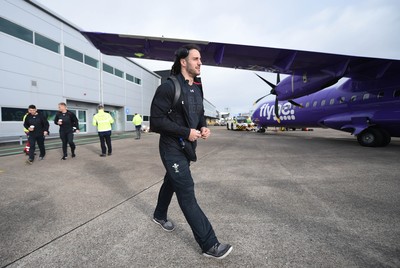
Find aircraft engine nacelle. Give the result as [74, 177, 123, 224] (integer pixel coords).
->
[276, 72, 340, 101]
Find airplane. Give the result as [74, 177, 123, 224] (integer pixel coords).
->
[80, 32, 400, 147]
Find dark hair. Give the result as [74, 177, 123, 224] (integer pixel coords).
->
[28, 104, 36, 109]
[170, 44, 201, 75]
[98, 104, 104, 110]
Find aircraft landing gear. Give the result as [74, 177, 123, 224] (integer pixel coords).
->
[357, 127, 391, 147]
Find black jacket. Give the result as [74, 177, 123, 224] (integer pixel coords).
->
[23, 112, 50, 137]
[54, 110, 80, 133]
[150, 74, 206, 155]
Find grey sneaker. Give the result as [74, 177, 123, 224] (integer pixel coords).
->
[203, 243, 233, 259]
[152, 218, 175, 232]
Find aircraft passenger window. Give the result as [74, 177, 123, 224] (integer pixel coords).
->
[313, 101, 318, 107]
[363, 93, 370, 100]
[321, 100, 326, 106]
[351, 96, 357, 102]
[339, 97, 345, 103]
[393, 90, 400, 97]
[305, 102, 310, 108]
[329, 99, 335, 105]
[377, 91, 384, 99]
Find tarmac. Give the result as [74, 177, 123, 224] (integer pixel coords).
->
[0, 127, 399, 268]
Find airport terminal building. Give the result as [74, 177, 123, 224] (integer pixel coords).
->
[0, 0, 218, 137]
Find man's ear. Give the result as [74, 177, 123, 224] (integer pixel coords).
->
[180, 58, 187, 68]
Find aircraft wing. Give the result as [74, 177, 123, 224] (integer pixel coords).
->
[81, 31, 400, 80]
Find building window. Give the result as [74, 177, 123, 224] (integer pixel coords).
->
[143, 115, 149, 121]
[103, 63, 113, 74]
[1, 107, 56, 122]
[64, 46, 83, 62]
[135, 77, 142, 85]
[0, 17, 33, 43]
[34, 32, 60, 53]
[84, 55, 99, 68]
[126, 114, 134, 121]
[114, 68, 124, 78]
[126, 73, 134, 82]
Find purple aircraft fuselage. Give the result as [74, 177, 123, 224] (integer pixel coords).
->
[252, 76, 400, 147]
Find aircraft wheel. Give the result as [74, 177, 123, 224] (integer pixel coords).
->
[258, 127, 266, 133]
[357, 128, 383, 147]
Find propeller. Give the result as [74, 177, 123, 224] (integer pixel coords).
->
[254, 73, 281, 123]
[254, 73, 305, 123]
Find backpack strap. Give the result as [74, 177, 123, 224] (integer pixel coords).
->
[168, 76, 181, 108]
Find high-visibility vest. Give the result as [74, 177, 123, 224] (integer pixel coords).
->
[23, 113, 29, 133]
[92, 110, 114, 132]
[132, 114, 143, 126]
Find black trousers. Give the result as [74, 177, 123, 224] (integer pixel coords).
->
[154, 150, 218, 252]
[135, 125, 141, 139]
[28, 135, 45, 160]
[98, 131, 112, 154]
[60, 131, 75, 157]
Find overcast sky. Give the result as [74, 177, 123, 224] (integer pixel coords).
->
[35, 0, 400, 115]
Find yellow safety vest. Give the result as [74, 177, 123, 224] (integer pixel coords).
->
[23, 113, 29, 133]
[132, 114, 143, 126]
[93, 110, 114, 132]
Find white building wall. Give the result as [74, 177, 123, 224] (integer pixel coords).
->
[0, 0, 160, 137]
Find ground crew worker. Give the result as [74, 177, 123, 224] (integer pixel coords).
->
[92, 105, 114, 157]
[132, 113, 143, 139]
[22, 112, 30, 155]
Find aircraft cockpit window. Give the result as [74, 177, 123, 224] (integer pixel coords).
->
[363, 93, 370, 100]
[351, 96, 357, 102]
[329, 98, 335, 105]
[377, 91, 384, 99]
[393, 90, 400, 98]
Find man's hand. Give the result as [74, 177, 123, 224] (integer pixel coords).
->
[43, 131, 48, 136]
[200, 127, 211, 140]
[188, 129, 202, 142]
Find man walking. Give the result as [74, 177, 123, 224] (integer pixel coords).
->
[150, 44, 232, 259]
[132, 113, 143, 139]
[92, 104, 114, 157]
[54, 102, 80, 160]
[23, 104, 49, 164]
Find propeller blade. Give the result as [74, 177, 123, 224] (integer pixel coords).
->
[288, 100, 303, 108]
[255, 73, 276, 90]
[277, 73, 281, 84]
[274, 97, 281, 123]
[291, 73, 295, 93]
[253, 94, 271, 105]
